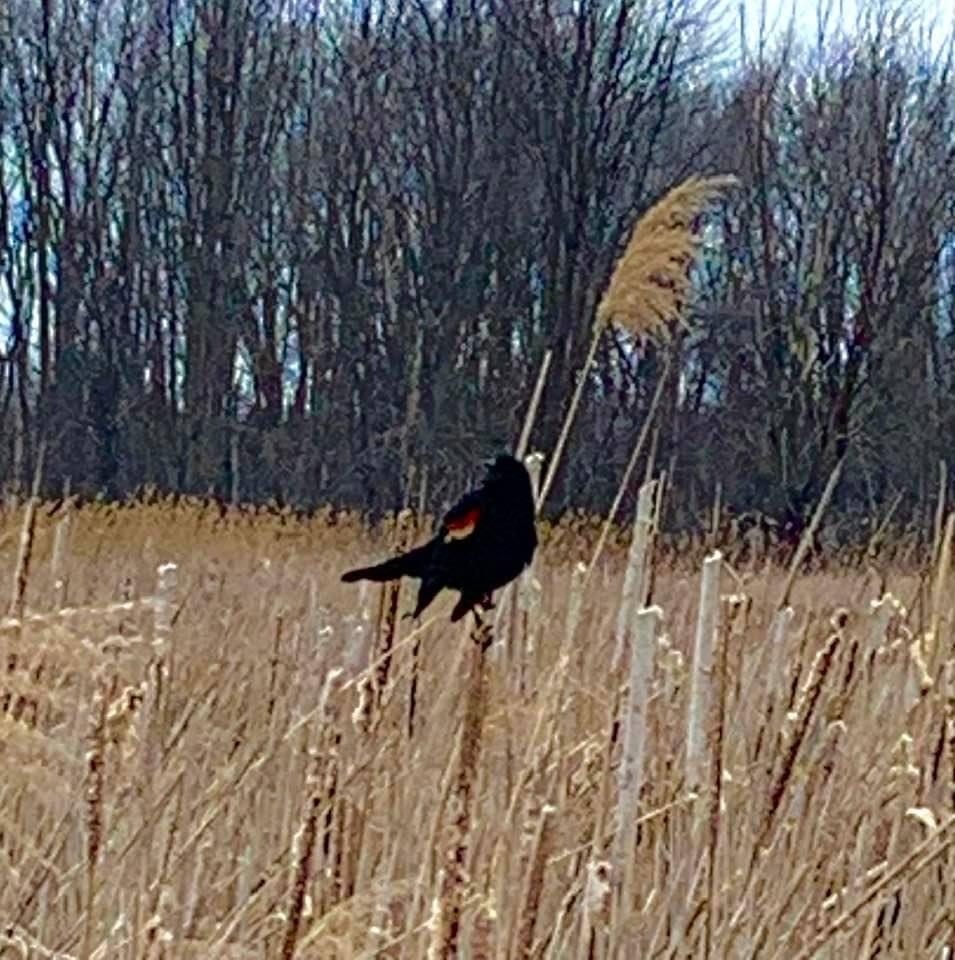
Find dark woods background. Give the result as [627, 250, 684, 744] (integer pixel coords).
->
[1, 0, 954, 545]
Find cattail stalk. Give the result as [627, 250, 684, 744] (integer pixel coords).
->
[792, 815, 955, 960]
[751, 632, 842, 877]
[8, 456, 43, 618]
[704, 605, 732, 960]
[537, 324, 602, 510]
[508, 452, 544, 681]
[926, 511, 954, 679]
[614, 606, 662, 901]
[82, 673, 109, 960]
[4, 446, 45, 722]
[686, 552, 722, 790]
[516, 351, 552, 462]
[868, 593, 898, 656]
[733, 604, 793, 746]
[612, 481, 658, 670]
[766, 606, 794, 701]
[407, 628, 423, 741]
[932, 458, 947, 567]
[512, 800, 557, 959]
[944, 659, 955, 816]
[868, 593, 905, 718]
[50, 497, 73, 608]
[282, 796, 321, 960]
[562, 562, 588, 668]
[518, 456, 544, 628]
[777, 455, 844, 608]
[281, 668, 342, 960]
[372, 509, 415, 719]
[345, 583, 374, 679]
[428, 619, 492, 958]
[140, 563, 178, 784]
[578, 860, 612, 960]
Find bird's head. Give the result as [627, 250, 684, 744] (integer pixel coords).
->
[481, 452, 535, 497]
[483, 452, 520, 477]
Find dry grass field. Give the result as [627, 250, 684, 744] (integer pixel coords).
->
[1, 497, 953, 959]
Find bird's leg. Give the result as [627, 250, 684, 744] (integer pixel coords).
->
[477, 592, 495, 612]
[470, 607, 493, 650]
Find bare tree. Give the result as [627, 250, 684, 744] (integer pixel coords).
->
[0, 0, 952, 544]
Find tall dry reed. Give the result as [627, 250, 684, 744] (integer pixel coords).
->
[0, 499, 950, 957]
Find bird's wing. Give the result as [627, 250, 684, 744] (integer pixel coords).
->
[441, 489, 484, 541]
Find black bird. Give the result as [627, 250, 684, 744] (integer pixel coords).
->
[341, 453, 538, 622]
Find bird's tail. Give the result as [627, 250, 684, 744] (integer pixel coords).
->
[341, 541, 433, 584]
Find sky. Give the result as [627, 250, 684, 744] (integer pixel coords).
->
[732, 0, 950, 54]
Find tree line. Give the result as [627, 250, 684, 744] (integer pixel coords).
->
[1, 0, 953, 546]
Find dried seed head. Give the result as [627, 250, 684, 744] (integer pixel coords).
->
[829, 607, 850, 631]
[909, 638, 933, 694]
[105, 682, 146, 751]
[583, 860, 612, 920]
[351, 675, 374, 731]
[905, 806, 938, 832]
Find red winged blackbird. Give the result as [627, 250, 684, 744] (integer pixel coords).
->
[341, 453, 538, 622]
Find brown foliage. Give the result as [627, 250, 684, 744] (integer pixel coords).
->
[0, 503, 952, 956]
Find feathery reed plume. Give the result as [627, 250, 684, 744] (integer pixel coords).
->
[538, 173, 735, 511]
[597, 175, 738, 338]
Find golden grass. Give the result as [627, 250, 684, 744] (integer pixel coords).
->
[0, 500, 953, 958]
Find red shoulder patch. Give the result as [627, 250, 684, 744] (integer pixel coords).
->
[445, 506, 481, 540]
